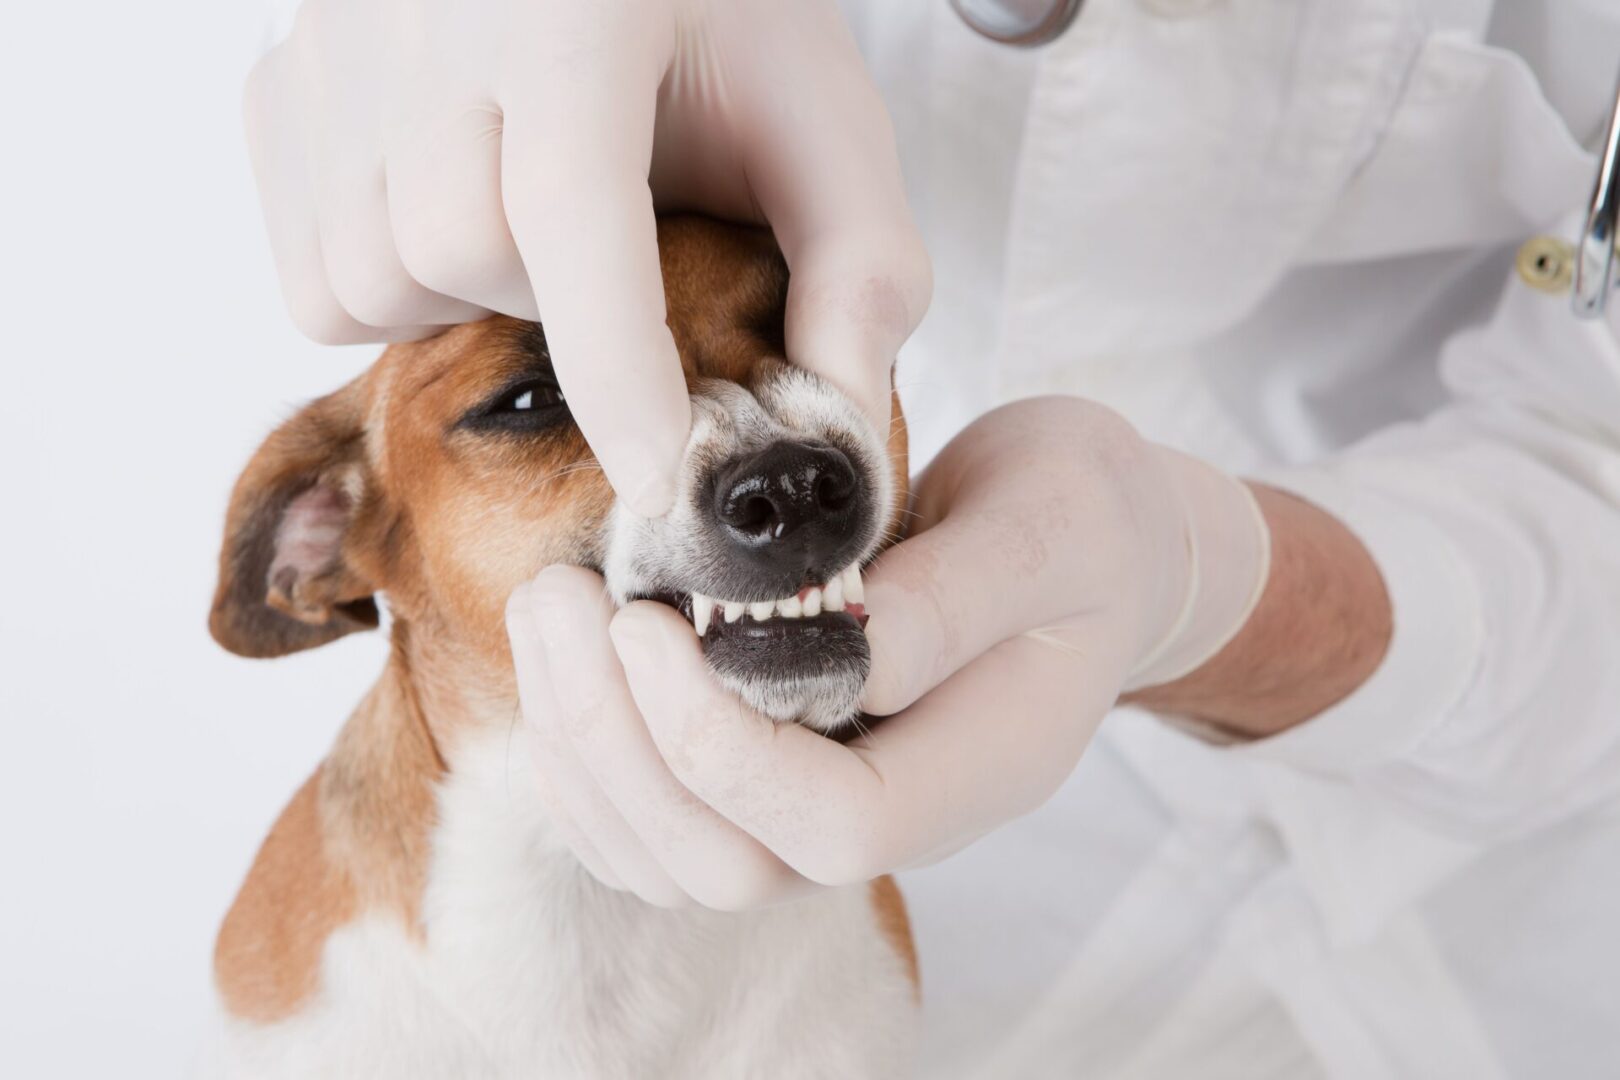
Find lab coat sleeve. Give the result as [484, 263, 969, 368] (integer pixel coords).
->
[1239, 263, 1620, 840]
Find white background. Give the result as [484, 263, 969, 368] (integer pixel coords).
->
[1, 4, 392, 1074]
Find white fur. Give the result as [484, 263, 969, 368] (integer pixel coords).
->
[204, 726, 917, 1079]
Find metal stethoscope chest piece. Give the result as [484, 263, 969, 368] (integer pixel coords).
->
[1512, 68, 1620, 320]
[1572, 68, 1620, 319]
[951, 0, 1084, 47]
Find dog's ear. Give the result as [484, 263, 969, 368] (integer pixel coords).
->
[210, 379, 381, 658]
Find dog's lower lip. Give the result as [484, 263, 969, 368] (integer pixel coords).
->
[635, 589, 874, 731]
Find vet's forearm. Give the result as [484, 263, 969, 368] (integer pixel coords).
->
[1124, 483, 1392, 738]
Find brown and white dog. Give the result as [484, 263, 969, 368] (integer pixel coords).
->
[202, 217, 918, 1077]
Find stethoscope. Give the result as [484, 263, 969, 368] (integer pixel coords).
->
[1570, 71, 1620, 319]
[955, 0, 1620, 321]
[950, 0, 1083, 46]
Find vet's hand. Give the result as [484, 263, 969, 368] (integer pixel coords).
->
[245, 0, 929, 516]
[505, 398, 1269, 907]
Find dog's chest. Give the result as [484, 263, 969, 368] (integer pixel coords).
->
[208, 729, 915, 1079]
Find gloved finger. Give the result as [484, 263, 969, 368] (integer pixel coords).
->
[385, 99, 539, 320]
[879, 625, 1125, 873]
[860, 400, 1154, 716]
[313, 159, 489, 330]
[860, 513, 1078, 718]
[498, 22, 689, 519]
[506, 588, 689, 908]
[731, 2, 931, 429]
[527, 568, 817, 911]
[290, 0, 482, 332]
[244, 46, 434, 345]
[614, 601, 1120, 887]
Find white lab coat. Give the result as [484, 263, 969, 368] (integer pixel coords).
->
[835, 1, 1620, 1076]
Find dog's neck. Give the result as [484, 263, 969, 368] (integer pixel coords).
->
[376, 616, 523, 756]
[318, 617, 528, 912]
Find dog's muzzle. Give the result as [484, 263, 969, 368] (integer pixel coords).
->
[604, 364, 892, 733]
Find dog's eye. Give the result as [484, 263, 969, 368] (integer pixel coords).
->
[497, 382, 565, 413]
[460, 378, 570, 434]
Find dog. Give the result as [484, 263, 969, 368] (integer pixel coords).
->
[202, 216, 919, 1078]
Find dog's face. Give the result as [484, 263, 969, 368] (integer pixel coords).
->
[211, 218, 907, 734]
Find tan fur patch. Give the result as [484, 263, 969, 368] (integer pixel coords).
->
[870, 875, 919, 997]
[215, 769, 356, 1021]
[214, 640, 443, 1022]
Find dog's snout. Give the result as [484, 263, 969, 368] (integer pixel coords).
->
[712, 441, 866, 581]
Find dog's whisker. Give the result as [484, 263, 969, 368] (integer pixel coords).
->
[847, 713, 880, 752]
[523, 461, 606, 489]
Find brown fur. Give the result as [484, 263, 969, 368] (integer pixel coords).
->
[210, 216, 914, 1021]
[214, 635, 445, 1020]
[869, 876, 920, 997]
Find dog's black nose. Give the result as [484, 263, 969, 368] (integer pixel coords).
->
[711, 441, 867, 582]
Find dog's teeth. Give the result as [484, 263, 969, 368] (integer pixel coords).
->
[749, 600, 775, 621]
[802, 586, 823, 617]
[691, 594, 714, 637]
[823, 574, 845, 612]
[777, 594, 802, 618]
[724, 601, 745, 624]
[842, 564, 864, 605]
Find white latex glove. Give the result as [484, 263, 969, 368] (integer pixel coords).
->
[505, 397, 1270, 908]
[244, 0, 929, 515]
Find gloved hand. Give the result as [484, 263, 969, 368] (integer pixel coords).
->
[245, 0, 929, 515]
[505, 397, 1270, 908]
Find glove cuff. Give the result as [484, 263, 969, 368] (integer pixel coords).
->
[1123, 451, 1271, 691]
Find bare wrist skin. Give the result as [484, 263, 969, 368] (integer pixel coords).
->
[1124, 483, 1393, 739]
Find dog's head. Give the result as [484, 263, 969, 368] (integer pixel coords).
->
[210, 217, 907, 733]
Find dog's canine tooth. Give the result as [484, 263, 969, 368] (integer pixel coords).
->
[691, 594, 715, 637]
[842, 564, 864, 605]
[802, 586, 823, 617]
[749, 600, 775, 621]
[823, 573, 845, 612]
[724, 601, 746, 624]
[777, 594, 802, 618]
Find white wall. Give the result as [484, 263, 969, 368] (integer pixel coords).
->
[0, 4, 388, 1074]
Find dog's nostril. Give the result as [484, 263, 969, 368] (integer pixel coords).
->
[733, 495, 777, 536]
[713, 441, 862, 547]
[816, 471, 854, 513]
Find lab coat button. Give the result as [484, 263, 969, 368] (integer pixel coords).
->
[1516, 235, 1574, 295]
